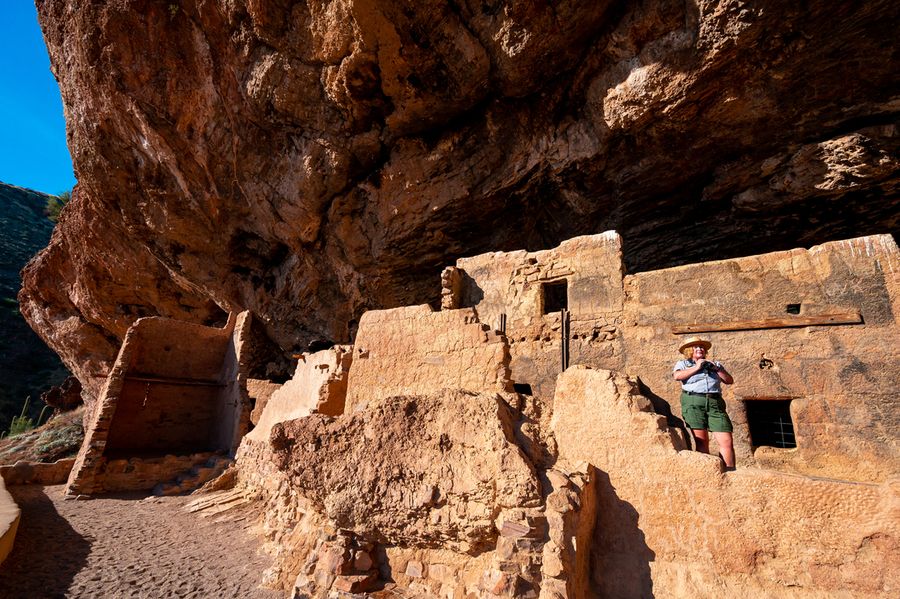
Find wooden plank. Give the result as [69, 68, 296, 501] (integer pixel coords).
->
[672, 311, 861, 334]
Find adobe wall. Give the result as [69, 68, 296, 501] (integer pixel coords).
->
[104, 382, 222, 455]
[454, 233, 625, 403]
[66, 312, 251, 496]
[344, 305, 511, 414]
[623, 234, 900, 481]
[243, 346, 352, 445]
[451, 233, 900, 482]
[552, 367, 899, 598]
[0, 458, 75, 486]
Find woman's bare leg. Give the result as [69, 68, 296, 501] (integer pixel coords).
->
[691, 429, 709, 453]
[713, 431, 735, 468]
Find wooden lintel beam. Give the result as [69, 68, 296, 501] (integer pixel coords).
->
[672, 311, 862, 334]
[123, 375, 226, 387]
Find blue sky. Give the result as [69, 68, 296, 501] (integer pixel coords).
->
[0, 2, 75, 196]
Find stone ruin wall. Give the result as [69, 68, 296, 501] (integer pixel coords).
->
[244, 346, 352, 446]
[344, 305, 511, 414]
[552, 366, 899, 598]
[451, 232, 900, 482]
[232, 346, 351, 593]
[65, 313, 252, 495]
[232, 302, 575, 595]
[225, 231, 898, 597]
[51, 231, 898, 596]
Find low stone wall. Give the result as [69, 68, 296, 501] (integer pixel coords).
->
[551, 366, 899, 598]
[0, 476, 19, 565]
[0, 459, 75, 486]
[96, 452, 217, 494]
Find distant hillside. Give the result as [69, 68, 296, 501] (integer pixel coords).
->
[0, 181, 69, 433]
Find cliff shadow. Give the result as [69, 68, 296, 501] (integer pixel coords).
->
[591, 470, 655, 598]
[0, 485, 90, 598]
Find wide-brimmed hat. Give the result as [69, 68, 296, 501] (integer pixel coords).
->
[678, 336, 712, 353]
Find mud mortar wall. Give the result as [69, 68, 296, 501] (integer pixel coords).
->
[244, 346, 352, 444]
[623, 234, 900, 481]
[66, 314, 249, 495]
[456, 233, 626, 403]
[454, 233, 900, 482]
[344, 305, 510, 413]
[552, 367, 900, 598]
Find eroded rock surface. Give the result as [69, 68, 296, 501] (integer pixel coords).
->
[270, 390, 540, 554]
[21, 1, 900, 398]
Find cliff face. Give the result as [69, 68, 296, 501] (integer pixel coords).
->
[22, 0, 900, 398]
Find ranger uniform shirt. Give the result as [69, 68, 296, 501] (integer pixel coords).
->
[673, 359, 724, 394]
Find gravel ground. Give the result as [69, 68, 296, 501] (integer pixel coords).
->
[0, 485, 282, 599]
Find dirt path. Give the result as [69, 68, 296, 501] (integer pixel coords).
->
[0, 485, 282, 599]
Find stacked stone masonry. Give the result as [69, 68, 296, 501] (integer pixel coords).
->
[65, 312, 252, 495]
[344, 305, 511, 413]
[453, 232, 900, 482]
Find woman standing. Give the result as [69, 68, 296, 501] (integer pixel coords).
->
[673, 336, 736, 469]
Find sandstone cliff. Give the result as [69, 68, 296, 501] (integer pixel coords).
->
[21, 0, 900, 400]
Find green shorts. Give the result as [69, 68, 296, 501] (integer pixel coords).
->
[680, 391, 733, 433]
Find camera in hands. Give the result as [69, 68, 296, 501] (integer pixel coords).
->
[701, 361, 720, 374]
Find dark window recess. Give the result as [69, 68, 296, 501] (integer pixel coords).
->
[745, 400, 797, 448]
[543, 280, 568, 314]
[513, 383, 533, 395]
[786, 304, 801, 314]
[307, 339, 335, 352]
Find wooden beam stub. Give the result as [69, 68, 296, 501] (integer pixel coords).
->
[123, 374, 225, 387]
[672, 311, 862, 334]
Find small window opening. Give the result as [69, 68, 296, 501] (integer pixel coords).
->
[744, 399, 797, 448]
[786, 304, 801, 314]
[513, 383, 533, 395]
[543, 280, 568, 314]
